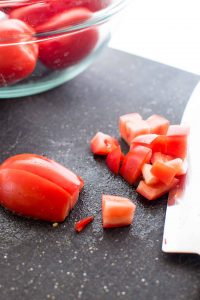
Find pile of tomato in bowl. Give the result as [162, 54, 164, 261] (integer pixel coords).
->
[0, 0, 127, 98]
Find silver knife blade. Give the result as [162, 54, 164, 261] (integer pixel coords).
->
[162, 82, 200, 255]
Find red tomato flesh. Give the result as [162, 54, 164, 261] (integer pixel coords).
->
[142, 164, 159, 185]
[125, 120, 150, 145]
[151, 152, 173, 164]
[102, 195, 136, 228]
[166, 158, 187, 176]
[90, 132, 119, 155]
[0, 19, 38, 86]
[146, 114, 169, 135]
[120, 146, 152, 185]
[75, 216, 94, 232]
[106, 146, 124, 175]
[119, 113, 142, 144]
[136, 178, 179, 201]
[151, 161, 177, 186]
[0, 169, 72, 222]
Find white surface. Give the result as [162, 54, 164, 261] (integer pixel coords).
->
[162, 82, 200, 255]
[110, 0, 200, 75]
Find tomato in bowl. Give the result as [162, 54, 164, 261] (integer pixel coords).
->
[0, 0, 128, 98]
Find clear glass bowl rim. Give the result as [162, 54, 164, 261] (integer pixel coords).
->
[0, 0, 129, 44]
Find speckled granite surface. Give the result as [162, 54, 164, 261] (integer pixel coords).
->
[0, 49, 199, 300]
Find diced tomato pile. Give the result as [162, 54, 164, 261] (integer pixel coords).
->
[0, 112, 189, 233]
[0, 0, 112, 86]
[91, 113, 188, 203]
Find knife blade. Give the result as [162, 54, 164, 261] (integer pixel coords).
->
[162, 82, 200, 255]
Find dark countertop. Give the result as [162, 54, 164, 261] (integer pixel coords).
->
[0, 48, 200, 300]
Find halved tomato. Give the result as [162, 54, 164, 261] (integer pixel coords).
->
[90, 132, 119, 155]
[0, 153, 83, 208]
[120, 146, 152, 185]
[102, 194, 136, 228]
[0, 169, 72, 222]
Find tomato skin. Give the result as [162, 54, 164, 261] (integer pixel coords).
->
[106, 146, 124, 175]
[136, 178, 179, 201]
[90, 132, 119, 155]
[102, 195, 136, 228]
[0, 19, 38, 86]
[146, 114, 169, 135]
[0, 169, 72, 222]
[0, 153, 83, 209]
[75, 216, 94, 232]
[38, 8, 98, 69]
[165, 135, 187, 159]
[120, 146, 152, 185]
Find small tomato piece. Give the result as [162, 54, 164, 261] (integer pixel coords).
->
[106, 146, 124, 175]
[120, 146, 152, 185]
[165, 135, 188, 159]
[167, 124, 190, 136]
[166, 158, 187, 176]
[75, 216, 94, 233]
[146, 114, 170, 135]
[151, 152, 174, 164]
[136, 178, 179, 201]
[90, 132, 119, 155]
[125, 120, 150, 145]
[142, 164, 159, 185]
[102, 195, 136, 228]
[151, 161, 177, 186]
[119, 113, 142, 144]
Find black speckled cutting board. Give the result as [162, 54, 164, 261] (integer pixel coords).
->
[0, 48, 200, 300]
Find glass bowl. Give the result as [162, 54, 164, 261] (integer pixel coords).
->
[0, 0, 127, 98]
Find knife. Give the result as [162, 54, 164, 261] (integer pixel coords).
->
[162, 82, 200, 255]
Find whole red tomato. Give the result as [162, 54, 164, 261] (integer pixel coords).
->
[0, 19, 38, 87]
[38, 8, 99, 70]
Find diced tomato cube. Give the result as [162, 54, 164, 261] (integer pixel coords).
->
[130, 134, 159, 150]
[106, 146, 124, 175]
[75, 216, 94, 233]
[166, 158, 187, 176]
[146, 114, 170, 135]
[120, 146, 152, 185]
[125, 120, 150, 144]
[90, 132, 119, 155]
[151, 152, 174, 164]
[142, 164, 159, 185]
[136, 178, 179, 201]
[102, 195, 136, 228]
[165, 135, 187, 159]
[119, 113, 142, 144]
[167, 124, 190, 136]
[151, 161, 177, 185]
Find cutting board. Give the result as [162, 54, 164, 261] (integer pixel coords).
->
[0, 48, 200, 300]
